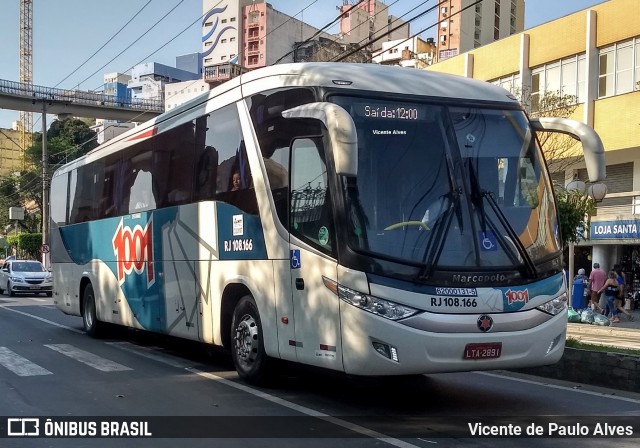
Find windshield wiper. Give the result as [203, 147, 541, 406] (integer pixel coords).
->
[481, 190, 538, 279]
[417, 187, 462, 281]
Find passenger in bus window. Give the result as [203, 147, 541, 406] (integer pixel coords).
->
[231, 170, 241, 191]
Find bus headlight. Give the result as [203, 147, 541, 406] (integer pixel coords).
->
[323, 278, 419, 320]
[536, 293, 568, 316]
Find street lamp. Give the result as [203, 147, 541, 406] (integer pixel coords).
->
[566, 180, 607, 306]
[566, 179, 608, 202]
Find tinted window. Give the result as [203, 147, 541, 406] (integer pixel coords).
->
[246, 88, 319, 227]
[203, 105, 258, 215]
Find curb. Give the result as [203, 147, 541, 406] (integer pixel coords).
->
[512, 347, 640, 393]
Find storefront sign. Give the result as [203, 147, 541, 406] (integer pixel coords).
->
[590, 220, 640, 239]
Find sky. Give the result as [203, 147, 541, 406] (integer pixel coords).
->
[0, 0, 606, 130]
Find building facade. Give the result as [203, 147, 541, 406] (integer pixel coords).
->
[372, 36, 437, 68]
[426, 0, 640, 290]
[339, 0, 410, 53]
[201, 0, 410, 83]
[164, 79, 210, 111]
[437, 0, 524, 61]
[0, 126, 23, 176]
[128, 62, 200, 103]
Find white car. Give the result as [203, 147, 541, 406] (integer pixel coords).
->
[0, 260, 53, 297]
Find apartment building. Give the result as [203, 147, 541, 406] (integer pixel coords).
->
[437, 0, 524, 60]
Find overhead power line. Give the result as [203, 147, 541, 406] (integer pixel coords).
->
[76, 0, 186, 90]
[272, 0, 367, 65]
[53, 0, 154, 89]
[359, 0, 484, 64]
[308, 0, 404, 61]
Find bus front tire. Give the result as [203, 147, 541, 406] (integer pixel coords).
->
[83, 284, 104, 338]
[231, 295, 270, 384]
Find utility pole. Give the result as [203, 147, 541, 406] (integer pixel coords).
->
[41, 102, 49, 267]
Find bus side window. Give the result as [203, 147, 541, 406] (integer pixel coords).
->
[204, 105, 259, 215]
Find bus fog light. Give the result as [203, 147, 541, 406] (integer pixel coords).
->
[372, 342, 399, 362]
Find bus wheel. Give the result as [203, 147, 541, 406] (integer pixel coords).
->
[82, 283, 104, 338]
[231, 295, 270, 384]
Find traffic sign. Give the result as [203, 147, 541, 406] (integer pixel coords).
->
[40, 244, 50, 254]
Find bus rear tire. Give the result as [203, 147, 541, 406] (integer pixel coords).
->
[231, 295, 271, 384]
[83, 283, 104, 338]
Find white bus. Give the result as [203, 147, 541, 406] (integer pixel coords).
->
[50, 63, 605, 384]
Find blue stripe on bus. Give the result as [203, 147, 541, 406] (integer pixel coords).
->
[367, 272, 564, 312]
[58, 203, 267, 332]
[216, 203, 267, 260]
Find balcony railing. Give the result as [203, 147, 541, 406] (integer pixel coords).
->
[203, 63, 248, 85]
[593, 191, 640, 216]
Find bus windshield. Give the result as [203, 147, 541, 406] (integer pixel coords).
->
[330, 95, 560, 274]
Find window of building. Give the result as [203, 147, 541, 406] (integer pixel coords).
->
[530, 53, 586, 112]
[221, 39, 227, 44]
[490, 73, 521, 95]
[599, 38, 640, 98]
[230, 17, 236, 22]
[222, 19, 227, 24]
[204, 58, 212, 63]
[221, 55, 227, 60]
[205, 42, 212, 47]
[230, 37, 236, 42]
[205, 21, 213, 27]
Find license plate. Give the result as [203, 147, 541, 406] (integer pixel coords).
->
[463, 342, 502, 360]
[29, 286, 40, 290]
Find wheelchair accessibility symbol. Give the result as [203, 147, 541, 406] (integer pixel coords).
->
[479, 231, 497, 251]
[290, 249, 301, 269]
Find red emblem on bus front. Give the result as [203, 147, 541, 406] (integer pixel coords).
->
[505, 288, 529, 305]
[112, 218, 155, 287]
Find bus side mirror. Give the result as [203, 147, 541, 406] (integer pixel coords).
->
[530, 117, 606, 183]
[281, 102, 358, 176]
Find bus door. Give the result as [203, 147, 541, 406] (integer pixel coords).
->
[288, 137, 344, 370]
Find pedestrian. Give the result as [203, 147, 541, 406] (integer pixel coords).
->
[614, 265, 634, 321]
[589, 262, 607, 313]
[574, 268, 587, 282]
[598, 271, 622, 323]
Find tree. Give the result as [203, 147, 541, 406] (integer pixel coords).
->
[555, 187, 595, 247]
[0, 118, 97, 234]
[516, 88, 582, 174]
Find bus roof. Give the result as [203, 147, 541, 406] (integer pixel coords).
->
[238, 62, 517, 104]
[53, 63, 518, 177]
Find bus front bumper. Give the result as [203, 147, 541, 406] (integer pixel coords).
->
[340, 303, 566, 376]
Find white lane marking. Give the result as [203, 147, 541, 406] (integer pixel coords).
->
[475, 371, 640, 404]
[45, 344, 132, 372]
[0, 347, 53, 377]
[0, 306, 84, 334]
[106, 341, 194, 369]
[108, 343, 422, 446]
[26, 297, 48, 302]
[417, 438, 437, 444]
[187, 368, 422, 448]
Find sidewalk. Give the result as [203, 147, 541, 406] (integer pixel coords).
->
[566, 308, 640, 351]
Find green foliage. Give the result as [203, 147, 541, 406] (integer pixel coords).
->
[26, 118, 98, 168]
[6, 233, 42, 260]
[0, 118, 97, 237]
[555, 187, 595, 247]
